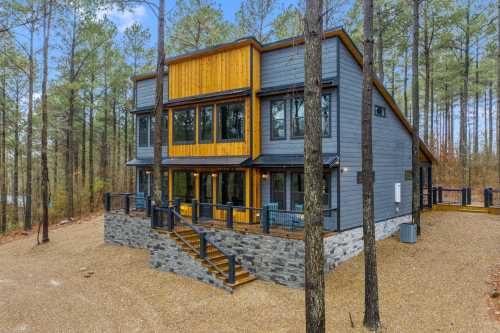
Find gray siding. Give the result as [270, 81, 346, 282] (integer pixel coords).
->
[260, 89, 337, 155]
[135, 76, 168, 109]
[339, 43, 412, 230]
[261, 37, 337, 88]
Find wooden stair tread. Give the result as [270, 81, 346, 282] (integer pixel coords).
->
[225, 275, 257, 288]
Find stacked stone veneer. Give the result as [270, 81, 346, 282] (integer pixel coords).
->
[104, 211, 411, 289]
[104, 211, 151, 248]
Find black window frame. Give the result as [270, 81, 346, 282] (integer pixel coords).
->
[217, 171, 246, 206]
[172, 170, 195, 203]
[161, 112, 168, 146]
[138, 115, 149, 148]
[172, 108, 196, 144]
[375, 105, 387, 118]
[321, 93, 332, 138]
[290, 97, 305, 138]
[217, 101, 245, 142]
[270, 172, 286, 209]
[270, 99, 286, 140]
[198, 104, 214, 143]
[291, 172, 330, 211]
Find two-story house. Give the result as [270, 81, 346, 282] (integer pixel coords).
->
[127, 27, 435, 232]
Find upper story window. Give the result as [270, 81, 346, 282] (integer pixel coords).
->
[290, 94, 331, 139]
[199, 105, 214, 143]
[161, 113, 168, 145]
[218, 101, 245, 141]
[375, 105, 386, 118]
[173, 108, 195, 144]
[138, 116, 149, 147]
[270, 99, 286, 140]
[291, 97, 304, 138]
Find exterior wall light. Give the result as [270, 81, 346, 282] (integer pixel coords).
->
[341, 167, 349, 173]
[211, 173, 217, 178]
[261, 173, 269, 180]
[193, 172, 199, 177]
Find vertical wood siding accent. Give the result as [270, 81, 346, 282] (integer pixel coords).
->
[260, 37, 337, 88]
[259, 90, 337, 155]
[339, 43, 412, 230]
[252, 47, 261, 158]
[135, 76, 168, 108]
[167, 98, 250, 157]
[168, 46, 251, 100]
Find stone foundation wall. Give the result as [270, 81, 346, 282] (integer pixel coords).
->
[104, 212, 411, 289]
[148, 231, 232, 292]
[104, 212, 151, 249]
[323, 214, 411, 272]
[198, 227, 306, 288]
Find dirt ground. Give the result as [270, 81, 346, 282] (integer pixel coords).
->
[0, 211, 499, 333]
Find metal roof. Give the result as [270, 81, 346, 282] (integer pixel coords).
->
[247, 154, 339, 168]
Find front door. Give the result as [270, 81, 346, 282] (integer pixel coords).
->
[199, 172, 213, 219]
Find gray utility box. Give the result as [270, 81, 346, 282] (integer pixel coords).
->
[399, 223, 417, 243]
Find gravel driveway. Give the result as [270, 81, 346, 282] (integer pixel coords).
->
[0, 211, 499, 332]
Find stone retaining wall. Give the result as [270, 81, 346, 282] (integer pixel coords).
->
[104, 211, 151, 249]
[104, 212, 411, 289]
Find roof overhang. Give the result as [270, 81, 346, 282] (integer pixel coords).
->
[166, 88, 251, 108]
[246, 154, 339, 168]
[163, 156, 249, 167]
[257, 77, 338, 97]
[126, 158, 153, 166]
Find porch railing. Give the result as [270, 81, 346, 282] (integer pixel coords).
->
[433, 187, 471, 206]
[484, 188, 500, 208]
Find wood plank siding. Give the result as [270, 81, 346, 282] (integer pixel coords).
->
[168, 45, 251, 100]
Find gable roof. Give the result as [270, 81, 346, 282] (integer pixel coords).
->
[131, 28, 436, 164]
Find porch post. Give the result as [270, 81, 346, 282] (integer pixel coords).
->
[419, 167, 424, 210]
[427, 166, 432, 209]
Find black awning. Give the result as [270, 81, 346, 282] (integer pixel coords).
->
[256, 77, 338, 97]
[166, 88, 251, 108]
[126, 158, 153, 166]
[162, 156, 249, 166]
[246, 154, 339, 168]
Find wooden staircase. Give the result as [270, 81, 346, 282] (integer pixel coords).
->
[169, 228, 256, 290]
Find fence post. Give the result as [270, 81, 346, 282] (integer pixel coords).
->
[438, 186, 443, 203]
[124, 194, 130, 214]
[150, 207, 156, 228]
[174, 199, 181, 212]
[432, 187, 437, 205]
[199, 232, 206, 258]
[167, 207, 174, 232]
[104, 192, 111, 212]
[261, 205, 269, 234]
[484, 188, 490, 208]
[461, 188, 467, 206]
[228, 255, 236, 284]
[466, 188, 472, 205]
[226, 202, 233, 229]
[191, 199, 198, 224]
[146, 196, 152, 217]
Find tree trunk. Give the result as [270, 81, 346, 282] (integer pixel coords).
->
[13, 79, 20, 227]
[489, 82, 493, 156]
[423, 0, 430, 145]
[404, 47, 409, 119]
[24, 9, 35, 231]
[153, 0, 166, 205]
[41, 0, 53, 243]
[362, 0, 380, 329]
[112, 95, 117, 191]
[89, 74, 95, 211]
[473, 39, 479, 155]
[497, 0, 500, 183]
[304, 0, 325, 332]
[0, 68, 6, 234]
[376, 7, 384, 84]
[459, 1, 470, 186]
[81, 105, 86, 189]
[411, 0, 421, 235]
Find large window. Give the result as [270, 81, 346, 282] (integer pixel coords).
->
[321, 94, 331, 137]
[173, 171, 195, 203]
[199, 105, 213, 143]
[291, 97, 304, 137]
[161, 113, 168, 145]
[218, 171, 245, 206]
[270, 100, 286, 140]
[270, 173, 286, 209]
[291, 172, 330, 211]
[137, 169, 149, 194]
[138, 116, 149, 147]
[218, 102, 245, 141]
[173, 108, 195, 143]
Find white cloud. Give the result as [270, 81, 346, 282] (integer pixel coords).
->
[97, 5, 146, 32]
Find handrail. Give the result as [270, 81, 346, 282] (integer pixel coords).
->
[166, 208, 233, 281]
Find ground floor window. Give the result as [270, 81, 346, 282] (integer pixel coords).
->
[290, 172, 330, 211]
[173, 170, 195, 203]
[137, 169, 149, 194]
[270, 172, 286, 209]
[218, 171, 245, 206]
